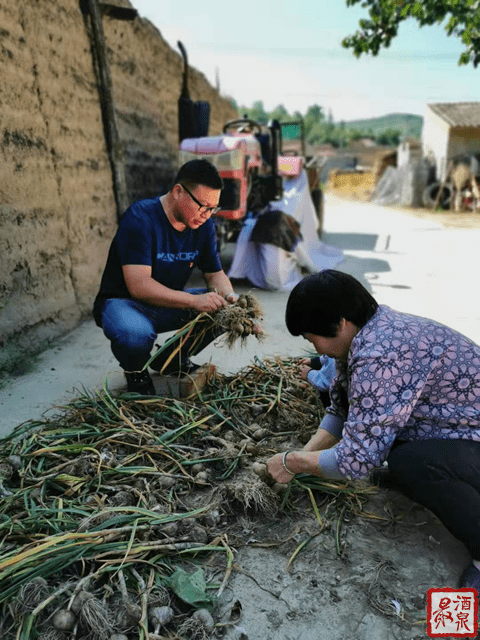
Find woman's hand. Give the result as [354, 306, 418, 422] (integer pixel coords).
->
[266, 452, 296, 484]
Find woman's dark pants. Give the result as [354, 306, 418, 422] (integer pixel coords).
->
[387, 439, 480, 559]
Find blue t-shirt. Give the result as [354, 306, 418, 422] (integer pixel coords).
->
[93, 197, 222, 325]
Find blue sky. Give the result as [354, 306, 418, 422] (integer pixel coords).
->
[132, 0, 480, 122]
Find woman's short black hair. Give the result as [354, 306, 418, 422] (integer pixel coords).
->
[173, 159, 223, 191]
[285, 270, 378, 337]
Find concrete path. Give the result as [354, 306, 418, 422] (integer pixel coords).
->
[1, 194, 480, 437]
[324, 196, 480, 345]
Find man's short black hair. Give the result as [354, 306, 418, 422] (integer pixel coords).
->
[285, 270, 378, 337]
[173, 159, 223, 191]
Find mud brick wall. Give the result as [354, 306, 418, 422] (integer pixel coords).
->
[106, 13, 237, 201]
[0, 0, 237, 372]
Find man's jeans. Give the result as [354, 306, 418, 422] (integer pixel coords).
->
[101, 289, 205, 371]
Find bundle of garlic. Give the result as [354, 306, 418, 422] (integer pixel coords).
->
[212, 292, 265, 348]
[144, 292, 264, 374]
[0, 355, 375, 640]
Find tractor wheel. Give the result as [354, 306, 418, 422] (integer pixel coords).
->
[422, 182, 452, 210]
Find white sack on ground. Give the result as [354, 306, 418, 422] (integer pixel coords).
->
[278, 170, 320, 241]
[228, 170, 343, 291]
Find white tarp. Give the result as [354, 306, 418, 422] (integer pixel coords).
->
[228, 170, 344, 291]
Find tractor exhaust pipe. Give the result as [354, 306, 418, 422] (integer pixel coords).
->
[177, 41, 210, 142]
[268, 119, 283, 199]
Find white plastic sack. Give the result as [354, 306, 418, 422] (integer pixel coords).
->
[278, 170, 320, 242]
[228, 170, 343, 291]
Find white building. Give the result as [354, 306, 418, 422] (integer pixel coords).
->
[422, 102, 480, 181]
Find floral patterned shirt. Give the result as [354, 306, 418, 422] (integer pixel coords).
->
[320, 305, 480, 480]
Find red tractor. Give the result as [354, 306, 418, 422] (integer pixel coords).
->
[177, 43, 323, 251]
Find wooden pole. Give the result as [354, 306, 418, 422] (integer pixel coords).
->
[432, 160, 453, 211]
[84, 0, 130, 222]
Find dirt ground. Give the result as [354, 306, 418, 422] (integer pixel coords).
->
[2, 193, 480, 640]
[216, 484, 469, 640]
[326, 186, 480, 230]
[395, 205, 480, 230]
[216, 194, 480, 640]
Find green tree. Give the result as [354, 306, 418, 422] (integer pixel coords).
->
[376, 128, 401, 146]
[342, 0, 480, 67]
[247, 100, 269, 124]
[304, 104, 324, 137]
[324, 110, 336, 139]
[270, 104, 291, 122]
[238, 105, 250, 119]
[228, 97, 239, 112]
[345, 128, 366, 141]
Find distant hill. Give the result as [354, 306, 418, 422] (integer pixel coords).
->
[341, 113, 423, 140]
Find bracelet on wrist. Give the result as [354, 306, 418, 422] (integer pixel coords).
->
[282, 451, 296, 476]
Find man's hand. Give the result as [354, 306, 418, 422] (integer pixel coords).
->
[191, 292, 227, 313]
[225, 292, 239, 304]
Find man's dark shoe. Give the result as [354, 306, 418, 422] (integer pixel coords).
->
[160, 357, 201, 377]
[125, 370, 156, 395]
[459, 562, 480, 590]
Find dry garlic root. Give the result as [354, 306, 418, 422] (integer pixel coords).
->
[213, 293, 264, 347]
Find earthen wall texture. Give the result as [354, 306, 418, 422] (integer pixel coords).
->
[0, 0, 237, 371]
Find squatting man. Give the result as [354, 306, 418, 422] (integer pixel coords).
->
[267, 269, 480, 591]
[93, 159, 241, 395]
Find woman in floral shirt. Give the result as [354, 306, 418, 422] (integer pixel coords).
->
[267, 270, 480, 590]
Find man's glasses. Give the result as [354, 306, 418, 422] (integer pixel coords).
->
[179, 184, 221, 216]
